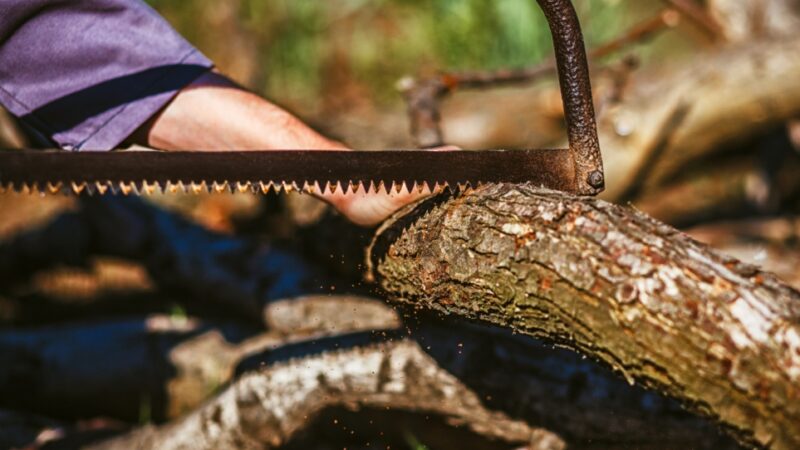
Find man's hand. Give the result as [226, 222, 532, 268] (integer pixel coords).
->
[131, 71, 456, 227]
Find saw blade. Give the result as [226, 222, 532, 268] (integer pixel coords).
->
[0, 149, 577, 195]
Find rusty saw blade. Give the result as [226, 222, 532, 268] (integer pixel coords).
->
[0, 149, 577, 195]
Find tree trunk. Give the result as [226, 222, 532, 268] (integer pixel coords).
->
[368, 183, 800, 449]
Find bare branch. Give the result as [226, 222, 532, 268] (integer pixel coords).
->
[399, 8, 681, 148]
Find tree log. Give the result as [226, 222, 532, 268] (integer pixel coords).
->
[0, 295, 397, 422]
[633, 151, 800, 226]
[601, 35, 800, 200]
[368, 183, 800, 449]
[686, 217, 800, 289]
[85, 318, 738, 450]
[87, 338, 559, 450]
[0, 302, 738, 449]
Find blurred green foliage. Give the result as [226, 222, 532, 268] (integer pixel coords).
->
[146, 0, 660, 107]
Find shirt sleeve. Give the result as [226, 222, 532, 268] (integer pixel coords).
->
[0, 0, 214, 151]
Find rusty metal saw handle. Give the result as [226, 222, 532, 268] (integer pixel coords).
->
[537, 0, 604, 194]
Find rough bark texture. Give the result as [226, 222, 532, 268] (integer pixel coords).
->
[369, 183, 800, 449]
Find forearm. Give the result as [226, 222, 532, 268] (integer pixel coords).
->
[136, 72, 347, 152]
[133, 72, 431, 227]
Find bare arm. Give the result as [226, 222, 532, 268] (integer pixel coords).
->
[131, 72, 434, 227]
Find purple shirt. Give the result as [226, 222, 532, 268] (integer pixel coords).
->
[0, 0, 213, 150]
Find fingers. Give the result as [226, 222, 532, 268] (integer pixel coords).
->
[317, 144, 460, 226]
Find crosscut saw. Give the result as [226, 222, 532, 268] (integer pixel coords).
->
[0, 0, 604, 197]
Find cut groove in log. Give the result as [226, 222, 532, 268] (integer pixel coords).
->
[368, 183, 800, 449]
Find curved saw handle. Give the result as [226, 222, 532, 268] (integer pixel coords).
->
[537, 0, 604, 194]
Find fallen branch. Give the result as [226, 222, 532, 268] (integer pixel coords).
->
[686, 217, 800, 289]
[633, 151, 800, 226]
[87, 339, 560, 450]
[0, 298, 737, 448]
[368, 183, 800, 449]
[399, 8, 680, 148]
[401, 34, 800, 204]
[0, 295, 399, 422]
[602, 36, 800, 200]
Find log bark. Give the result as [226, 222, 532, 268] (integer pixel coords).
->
[368, 183, 800, 449]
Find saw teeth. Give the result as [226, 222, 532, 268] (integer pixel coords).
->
[390, 181, 414, 195]
[95, 181, 109, 195]
[164, 181, 180, 194]
[325, 181, 341, 195]
[141, 181, 160, 195]
[45, 181, 64, 195]
[353, 181, 366, 195]
[187, 181, 205, 194]
[235, 181, 251, 194]
[5, 178, 459, 197]
[212, 181, 228, 193]
[20, 182, 37, 194]
[111, 182, 136, 195]
[71, 182, 87, 195]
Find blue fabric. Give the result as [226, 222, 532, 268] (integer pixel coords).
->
[0, 0, 213, 150]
